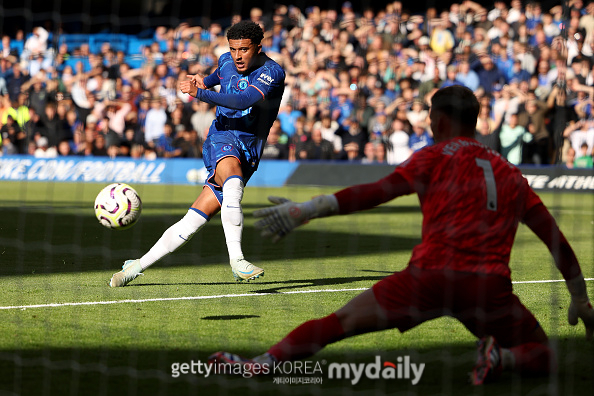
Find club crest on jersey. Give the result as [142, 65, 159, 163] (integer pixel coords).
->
[237, 79, 249, 91]
[221, 144, 233, 152]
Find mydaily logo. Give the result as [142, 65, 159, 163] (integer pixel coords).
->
[327, 355, 425, 385]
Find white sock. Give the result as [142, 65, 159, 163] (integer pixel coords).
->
[139, 209, 209, 270]
[221, 176, 244, 261]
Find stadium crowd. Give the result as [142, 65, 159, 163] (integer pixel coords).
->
[0, 0, 593, 168]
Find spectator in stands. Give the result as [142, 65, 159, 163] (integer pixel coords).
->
[500, 112, 533, 165]
[409, 121, 434, 152]
[518, 96, 551, 165]
[1, 35, 19, 61]
[22, 26, 50, 61]
[563, 119, 594, 159]
[57, 139, 74, 156]
[262, 120, 289, 160]
[277, 102, 303, 139]
[33, 136, 57, 158]
[313, 112, 342, 155]
[549, 83, 579, 164]
[342, 141, 361, 161]
[509, 59, 532, 84]
[0, 115, 25, 154]
[92, 133, 109, 156]
[574, 142, 594, 168]
[298, 123, 334, 160]
[190, 100, 215, 142]
[405, 98, 428, 127]
[330, 92, 354, 129]
[38, 102, 62, 149]
[472, 54, 506, 95]
[5, 62, 28, 103]
[154, 122, 177, 158]
[170, 129, 201, 158]
[144, 96, 167, 148]
[429, 14, 455, 56]
[385, 118, 411, 165]
[361, 141, 376, 164]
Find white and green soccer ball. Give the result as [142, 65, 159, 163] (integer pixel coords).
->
[94, 183, 142, 230]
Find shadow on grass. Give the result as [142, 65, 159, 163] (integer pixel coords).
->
[0, 205, 421, 277]
[1, 337, 592, 396]
[131, 273, 386, 293]
[202, 315, 260, 320]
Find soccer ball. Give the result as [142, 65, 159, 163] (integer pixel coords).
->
[94, 183, 142, 230]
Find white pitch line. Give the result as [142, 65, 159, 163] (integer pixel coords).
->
[1, 279, 593, 311]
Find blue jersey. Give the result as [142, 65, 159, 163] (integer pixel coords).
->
[195, 52, 285, 203]
[197, 52, 285, 143]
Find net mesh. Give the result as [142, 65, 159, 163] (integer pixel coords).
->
[1, 0, 593, 395]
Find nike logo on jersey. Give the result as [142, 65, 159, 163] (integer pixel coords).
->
[226, 205, 240, 209]
[179, 235, 188, 241]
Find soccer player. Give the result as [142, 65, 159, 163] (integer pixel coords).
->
[109, 20, 285, 287]
[209, 86, 594, 384]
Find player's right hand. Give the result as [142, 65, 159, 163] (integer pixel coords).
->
[253, 196, 309, 243]
[568, 297, 594, 340]
[187, 74, 207, 89]
[179, 79, 198, 97]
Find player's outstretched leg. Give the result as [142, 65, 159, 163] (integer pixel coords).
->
[221, 176, 264, 281]
[109, 209, 209, 287]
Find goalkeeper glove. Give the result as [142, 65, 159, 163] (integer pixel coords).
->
[566, 274, 594, 340]
[253, 195, 339, 242]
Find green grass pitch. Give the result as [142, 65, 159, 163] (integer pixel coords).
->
[0, 181, 592, 395]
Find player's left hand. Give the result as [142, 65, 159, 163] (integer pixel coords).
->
[568, 297, 594, 341]
[566, 274, 594, 340]
[253, 196, 309, 243]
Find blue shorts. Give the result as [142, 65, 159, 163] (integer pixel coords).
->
[202, 129, 261, 204]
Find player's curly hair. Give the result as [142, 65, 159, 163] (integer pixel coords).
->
[226, 20, 264, 45]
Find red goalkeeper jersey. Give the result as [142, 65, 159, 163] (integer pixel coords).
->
[335, 137, 544, 278]
[397, 137, 542, 277]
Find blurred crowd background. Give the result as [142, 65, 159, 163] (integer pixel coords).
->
[0, 0, 593, 168]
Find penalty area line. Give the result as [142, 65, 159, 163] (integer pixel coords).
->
[1, 278, 593, 311]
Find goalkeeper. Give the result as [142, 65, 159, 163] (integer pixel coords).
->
[110, 20, 285, 287]
[210, 86, 594, 384]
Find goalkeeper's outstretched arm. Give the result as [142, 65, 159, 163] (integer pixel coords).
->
[253, 171, 413, 242]
[523, 201, 594, 340]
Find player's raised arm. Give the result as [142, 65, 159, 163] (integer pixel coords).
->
[253, 171, 413, 242]
[179, 72, 217, 97]
[194, 85, 265, 110]
[522, 200, 594, 340]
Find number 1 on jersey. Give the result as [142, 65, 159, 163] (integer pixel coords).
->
[475, 158, 498, 211]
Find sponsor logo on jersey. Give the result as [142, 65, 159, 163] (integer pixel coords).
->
[237, 79, 249, 90]
[257, 73, 274, 86]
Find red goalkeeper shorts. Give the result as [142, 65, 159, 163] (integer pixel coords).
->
[372, 266, 540, 348]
